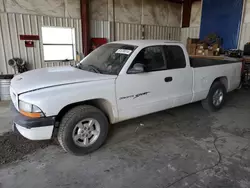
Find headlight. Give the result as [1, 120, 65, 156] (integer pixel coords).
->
[18, 100, 44, 118]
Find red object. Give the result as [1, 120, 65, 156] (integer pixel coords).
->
[25, 41, 34, 47]
[81, 0, 90, 56]
[91, 38, 108, 50]
[20, 35, 39, 40]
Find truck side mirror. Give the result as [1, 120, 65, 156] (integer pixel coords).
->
[127, 63, 145, 74]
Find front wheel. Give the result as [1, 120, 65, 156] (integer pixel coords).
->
[57, 105, 109, 155]
[202, 81, 226, 112]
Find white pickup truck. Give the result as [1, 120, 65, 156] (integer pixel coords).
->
[10, 40, 242, 155]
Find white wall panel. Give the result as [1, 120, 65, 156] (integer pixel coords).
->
[144, 25, 181, 41]
[239, 23, 250, 50]
[23, 14, 35, 70]
[0, 0, 4, 12]
[0, 13, 13, 74]
[0, 13, 82, 74]
[115, 22, 142, 41]
[8, 14, 20, 58]
[15, 14, 28, 69]
[31, 15, 42, 69]
[37, 15, 45, 69]
[181, 27, 200, 47]
[113, 23, 180, 41]
[0, 19, 8, 74]
[90, 20, 110, 40]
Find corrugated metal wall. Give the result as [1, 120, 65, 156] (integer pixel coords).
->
[1, 13, 250, 75]
[239, 23, 250, 50]
[115, 22, 142, 40]
[181, 27, 200, 47]
[90, 20, 110, 40]
[0, 13, 82, 74]
[144, 25, 180, 40]
[0, 12, 182, 74]
[114, 23, 181, 41]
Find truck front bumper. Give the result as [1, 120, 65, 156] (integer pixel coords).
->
[11, 103, 55, 140]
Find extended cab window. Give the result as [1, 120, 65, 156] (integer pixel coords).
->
[132, 46, 166, 72]
[164, 46, 186, 69]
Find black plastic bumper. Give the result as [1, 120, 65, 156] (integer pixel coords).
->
[11, 102, 55, 129]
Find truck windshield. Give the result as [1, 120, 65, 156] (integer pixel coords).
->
[78, 43, 137, 75]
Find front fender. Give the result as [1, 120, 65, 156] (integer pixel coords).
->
[19, 79, 117, 117]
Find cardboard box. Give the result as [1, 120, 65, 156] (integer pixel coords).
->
[197, 45, 204, 50]
[212, 44, 220, 51]
[188, 47, 196, 55]
[204, 49, 208, 56]
[187, 43, 197, 55]
[214, 50, 220, 56]
[196, 49, 205, 56]
[187, 43, 197, 48]
[204, 49, 214, 56]
[197, 43, 208, 50]
[187, 38, 199, 45]
[215, 38, 221, 46]
[187, 44, 197, 50]
[208, 50, 214, 56]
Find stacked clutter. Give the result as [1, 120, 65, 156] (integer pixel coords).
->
[187, 34, 221, 56]
[196, 43, 208, 56]
[187, 38, 199, 55]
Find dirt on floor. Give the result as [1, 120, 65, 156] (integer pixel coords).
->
[0, 89, 250, 188]
[0, 132, 56, 165]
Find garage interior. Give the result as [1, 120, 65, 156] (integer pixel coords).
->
[1, 0, 250, 188]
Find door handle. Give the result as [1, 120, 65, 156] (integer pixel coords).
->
[165, 77, 173, 82]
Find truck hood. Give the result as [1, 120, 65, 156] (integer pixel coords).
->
[11, 66, 117, 94]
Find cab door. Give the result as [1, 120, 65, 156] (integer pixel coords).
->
[162, 45, 193, 107]
[115, 45, 174, 121]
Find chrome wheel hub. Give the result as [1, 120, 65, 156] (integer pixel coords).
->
[72, 118, 101, 147]
[213, 89, 223, 107]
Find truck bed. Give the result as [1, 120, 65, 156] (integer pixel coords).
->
[190, 57, 240, 68]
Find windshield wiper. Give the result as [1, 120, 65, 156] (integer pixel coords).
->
[87, 65, 101, 73]
[79, 64, 102, 73]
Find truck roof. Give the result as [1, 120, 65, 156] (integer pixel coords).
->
[111, 40, 181, 47]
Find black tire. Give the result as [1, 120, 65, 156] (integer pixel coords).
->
[201, 81, 226, 112]
[57, 105, 109, 155]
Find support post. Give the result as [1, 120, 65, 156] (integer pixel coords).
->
[80, 0, 90, 56]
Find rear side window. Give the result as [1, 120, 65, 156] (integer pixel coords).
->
[164, 46, 186, 69]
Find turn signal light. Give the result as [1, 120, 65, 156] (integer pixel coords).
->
[20, 110, 42, 118]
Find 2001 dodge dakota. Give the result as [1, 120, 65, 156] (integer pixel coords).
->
[10, 40, 242, 155]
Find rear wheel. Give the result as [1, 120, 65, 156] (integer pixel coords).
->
[202, 81, 226, 112]
[57, 105, 109, 155]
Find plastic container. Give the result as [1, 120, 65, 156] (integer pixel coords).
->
[0, 75, 14, 101]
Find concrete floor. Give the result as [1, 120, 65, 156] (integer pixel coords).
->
[0, 90, 250, 188]
[0, 101, 11, 135]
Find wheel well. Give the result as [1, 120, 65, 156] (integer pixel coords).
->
[55, 99, 115, 124]
[213, 76, 228, 91]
